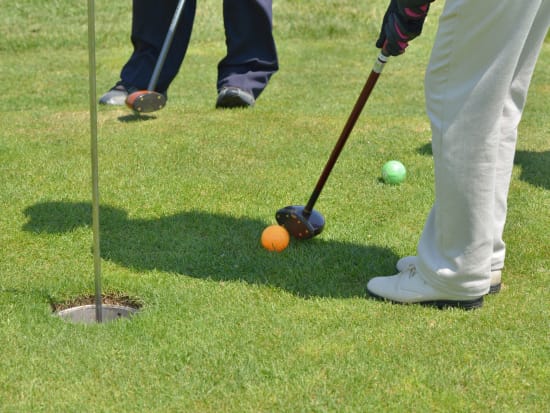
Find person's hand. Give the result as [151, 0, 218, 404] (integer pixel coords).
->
[376, 0, 432, 56]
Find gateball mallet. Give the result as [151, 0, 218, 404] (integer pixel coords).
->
[125, 0, 187, 113]
[276, 52, 389, 240]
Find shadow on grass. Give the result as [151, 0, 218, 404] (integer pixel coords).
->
[22, 201, 398, 299]
[417, 143, 549, 189]
[117, 113, 157, 123]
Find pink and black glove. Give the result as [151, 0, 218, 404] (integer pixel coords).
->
[376, 0, 434, 56]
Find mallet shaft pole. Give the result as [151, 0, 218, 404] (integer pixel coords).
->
[147, 0, 187, 91]
[304, 53, 388, 215]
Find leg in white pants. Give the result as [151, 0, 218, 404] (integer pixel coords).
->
[417, 0, 549, 297]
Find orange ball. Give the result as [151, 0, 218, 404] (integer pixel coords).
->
[261, 225, 290, 252]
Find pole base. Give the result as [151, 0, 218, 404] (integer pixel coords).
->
[56, 304, 138, 324]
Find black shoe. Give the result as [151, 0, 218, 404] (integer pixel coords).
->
[215, 87, 255, 109]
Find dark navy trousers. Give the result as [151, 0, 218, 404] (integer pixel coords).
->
[119, 0, 278, 99]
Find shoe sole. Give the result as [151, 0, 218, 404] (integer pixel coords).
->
[488, 283, 501, 294]
[216, 95, 253, 108]
[366, 290, 484, 310]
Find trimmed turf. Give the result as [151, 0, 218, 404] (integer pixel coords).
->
[1, 1, 549, 411]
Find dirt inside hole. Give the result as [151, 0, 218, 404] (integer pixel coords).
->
[52, 293, 143, 312]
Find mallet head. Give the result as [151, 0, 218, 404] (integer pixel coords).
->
[275, 205, 325, 240]
[126, 90, 166, 113]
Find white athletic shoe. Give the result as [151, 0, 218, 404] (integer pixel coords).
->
[396, 256, 502, 294]
[366, 265, 484, 310]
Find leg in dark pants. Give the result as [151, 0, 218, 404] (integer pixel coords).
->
[217, 0, 279, 100]
[120, 0, 197, 94]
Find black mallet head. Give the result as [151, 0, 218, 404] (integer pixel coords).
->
[275, 206, 325, 240]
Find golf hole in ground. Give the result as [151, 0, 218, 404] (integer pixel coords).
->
[53, 293, 142, 324]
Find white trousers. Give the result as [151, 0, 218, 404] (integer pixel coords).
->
[416, 0, 549, 297]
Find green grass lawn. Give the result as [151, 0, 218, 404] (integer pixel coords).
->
[1, 1, 549, 411]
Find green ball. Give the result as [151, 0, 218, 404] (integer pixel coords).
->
[382, 160, 406, 185]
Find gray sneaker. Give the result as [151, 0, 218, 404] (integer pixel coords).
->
[99, 83, 135, 106]
[215, 87, 255, 108]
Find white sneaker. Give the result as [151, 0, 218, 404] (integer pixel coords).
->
[396, 256, 502, 294]
[366, 266, 484, 310]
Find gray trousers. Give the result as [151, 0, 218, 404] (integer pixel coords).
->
[417, 0, 549, 297]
